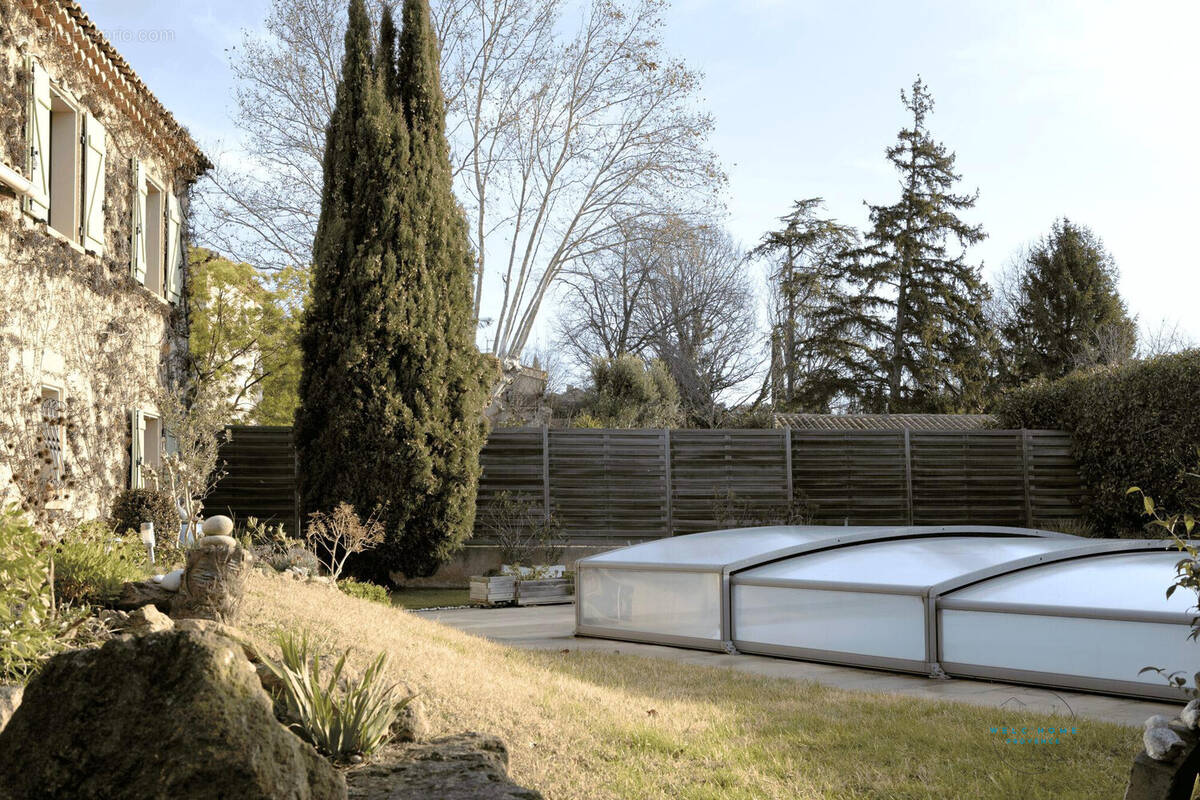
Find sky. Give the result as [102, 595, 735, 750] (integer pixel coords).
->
[85, 0, 1200, 345]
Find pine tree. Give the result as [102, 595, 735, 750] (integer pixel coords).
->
[838, 78, 995, 413]
[999, 218, 1135, 384]
[751, 198, 858, 412]
[295, 0, 489, 579]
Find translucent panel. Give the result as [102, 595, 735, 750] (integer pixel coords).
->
[737, 536, 1081, 589]
[578, 568, 722, 640]
[941, 610, 1196, 685]
[945, 551, 1195, 615]
[582, 526, 864, 568]
[733, 585, 927, 661]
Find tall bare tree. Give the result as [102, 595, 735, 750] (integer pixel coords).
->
[197, 0, 721, 360]
[642, 222, 761, 426]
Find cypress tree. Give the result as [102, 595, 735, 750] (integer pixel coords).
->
[376, 0, 489, 577]
[295, 0, 488, 578]
[999, 218, 1135, 384]
[838, 78, 995, 413]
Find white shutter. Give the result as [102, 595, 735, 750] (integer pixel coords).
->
[82, 113, 107, 254]
[25, 56, 50, 222]
[130, 159, 147, 282]
[130, 408, 145, 489]
[165, 189, 183, 303]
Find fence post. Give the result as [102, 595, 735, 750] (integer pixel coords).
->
[663, 429, 673, 536]
[541, 425, 551, 522]
[1021, 429, 1034, 527]
[292, 430, 301, 536]
[904, 429, 914, 525]
[784, 427, 793, 505]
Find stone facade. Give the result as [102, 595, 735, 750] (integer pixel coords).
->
[0, 0, 208, 523]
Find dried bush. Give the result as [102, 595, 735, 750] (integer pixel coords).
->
[711, 489, 816, 530]
[478, 491, 563, 566]
[304, 503, 385, 581]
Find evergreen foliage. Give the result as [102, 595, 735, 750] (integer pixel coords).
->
[836, 78, 995, 413]
[997, 218, 1136, 385]
[751, 198, 858, 412]
[577, 355, 682, 429]
[295, 0, 489, 579]
[995, 350, 1200, 535]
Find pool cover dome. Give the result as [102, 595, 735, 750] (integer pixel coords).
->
[575, 525, 1196, 700]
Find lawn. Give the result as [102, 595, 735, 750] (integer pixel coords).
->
[390, 587, 471, 610]
[241, 573, 1140, 799]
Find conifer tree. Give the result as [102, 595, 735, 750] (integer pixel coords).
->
[295, 0, 489, 579]
[838, 78, 995, 413]
[998, 218, 1135, 384]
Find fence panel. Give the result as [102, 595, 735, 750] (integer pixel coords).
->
[205, 425, 298, 535]
[208, 425, 1085, 543]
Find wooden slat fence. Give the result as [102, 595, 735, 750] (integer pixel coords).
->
[208, 426, 1084, 544]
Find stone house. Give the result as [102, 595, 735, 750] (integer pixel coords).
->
[0, 0, 209, 523]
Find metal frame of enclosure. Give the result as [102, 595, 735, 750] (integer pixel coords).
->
[575, 526, 1194, 701]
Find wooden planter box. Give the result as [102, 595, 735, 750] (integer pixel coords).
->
[469, 575, 573, 607]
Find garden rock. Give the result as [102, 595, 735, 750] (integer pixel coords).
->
[125, 604, 174, 635]
[389, 682, 428, 743]
[115, 579, 176, 614]
[1125, 717, 1200, 800]
[173, 618, 260, 663]
[345, 732, 542, 800]
[170, 535, 252, 624]
[202, 515, 235, 537]
[0, 628, 346, 800]
[1182, 700, 1200, 730]
[0, 685, 22, 735]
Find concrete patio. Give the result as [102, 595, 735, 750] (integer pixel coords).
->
[424, 602, 1181, 728]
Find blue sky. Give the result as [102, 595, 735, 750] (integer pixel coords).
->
[86, 0, 1199, 342]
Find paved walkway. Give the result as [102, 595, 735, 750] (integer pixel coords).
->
[423, 603, 1179, 728]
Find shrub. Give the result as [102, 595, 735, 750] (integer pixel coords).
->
[712, 488, 816, 529]
[260, 630, 412, 760]
[995, 350, 1200, 535]
[338, 578, 390, 605]
[305, 503, 385, 581]
[269, 546, 320, 574]
[54, 521, 147, 607]
[477, 491, 563, 566]
[110, 489, 179, 548]
[0, 507, 82, 681]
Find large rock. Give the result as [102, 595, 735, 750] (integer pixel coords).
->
[1125, 717, 1200, 800]
[0, 629, 346, 800]
[171, 535, 252, 624]
[389, 681, 428, 744]
[0, 685, 21, 736]
[115, 579, 176, 614]
[125, 604, 174, 635]
[346, 733, 542, 800]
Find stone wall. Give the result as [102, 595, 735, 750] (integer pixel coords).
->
[0, 0, 206, 523]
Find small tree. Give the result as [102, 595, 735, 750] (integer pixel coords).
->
[305, 502, 386, 582]
[477, 491, 563, 567]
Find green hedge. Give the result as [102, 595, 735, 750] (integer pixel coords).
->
[995, 350, 1200, 535]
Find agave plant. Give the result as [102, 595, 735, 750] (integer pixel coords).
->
[261, 630, 412, 760]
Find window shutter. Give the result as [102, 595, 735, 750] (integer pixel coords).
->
[24, 56, 50, 222]
[130, 159, 147, 282]
[129, 408, 145, 490]
[165, 189, 183, 303]
[82, 113, 107, 254]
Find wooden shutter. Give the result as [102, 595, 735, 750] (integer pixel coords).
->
[130, 158, 147, 282]
[165, 188, 183, 303]
[82, 113, 106, 254]
[130, 408, 145, 489]
[25, 56, 50, 222]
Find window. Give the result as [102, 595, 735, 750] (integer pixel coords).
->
[129, 409, 162, 489]
[131, 163, 179, 300]
[143, 180, 164, 295]
[40, 387, 64, 486]
[47, 90, 80, 240]
[25, 57, 107, 254]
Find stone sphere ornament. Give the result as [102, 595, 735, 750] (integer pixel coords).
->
[201, 515, 235, 537]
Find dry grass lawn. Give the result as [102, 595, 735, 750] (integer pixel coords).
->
[241, 572, 1141, 800]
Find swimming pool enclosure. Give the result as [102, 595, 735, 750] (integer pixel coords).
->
[575, 525, 1197, 701]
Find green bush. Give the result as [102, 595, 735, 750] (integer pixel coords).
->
[995, 350, 1200, 535]
[338, 578, 390, 605]
[260, 630, 412, 760]
[54, 521, 147, 607]
[0, 507, 81, 681]
[110, 489, 179, 548]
